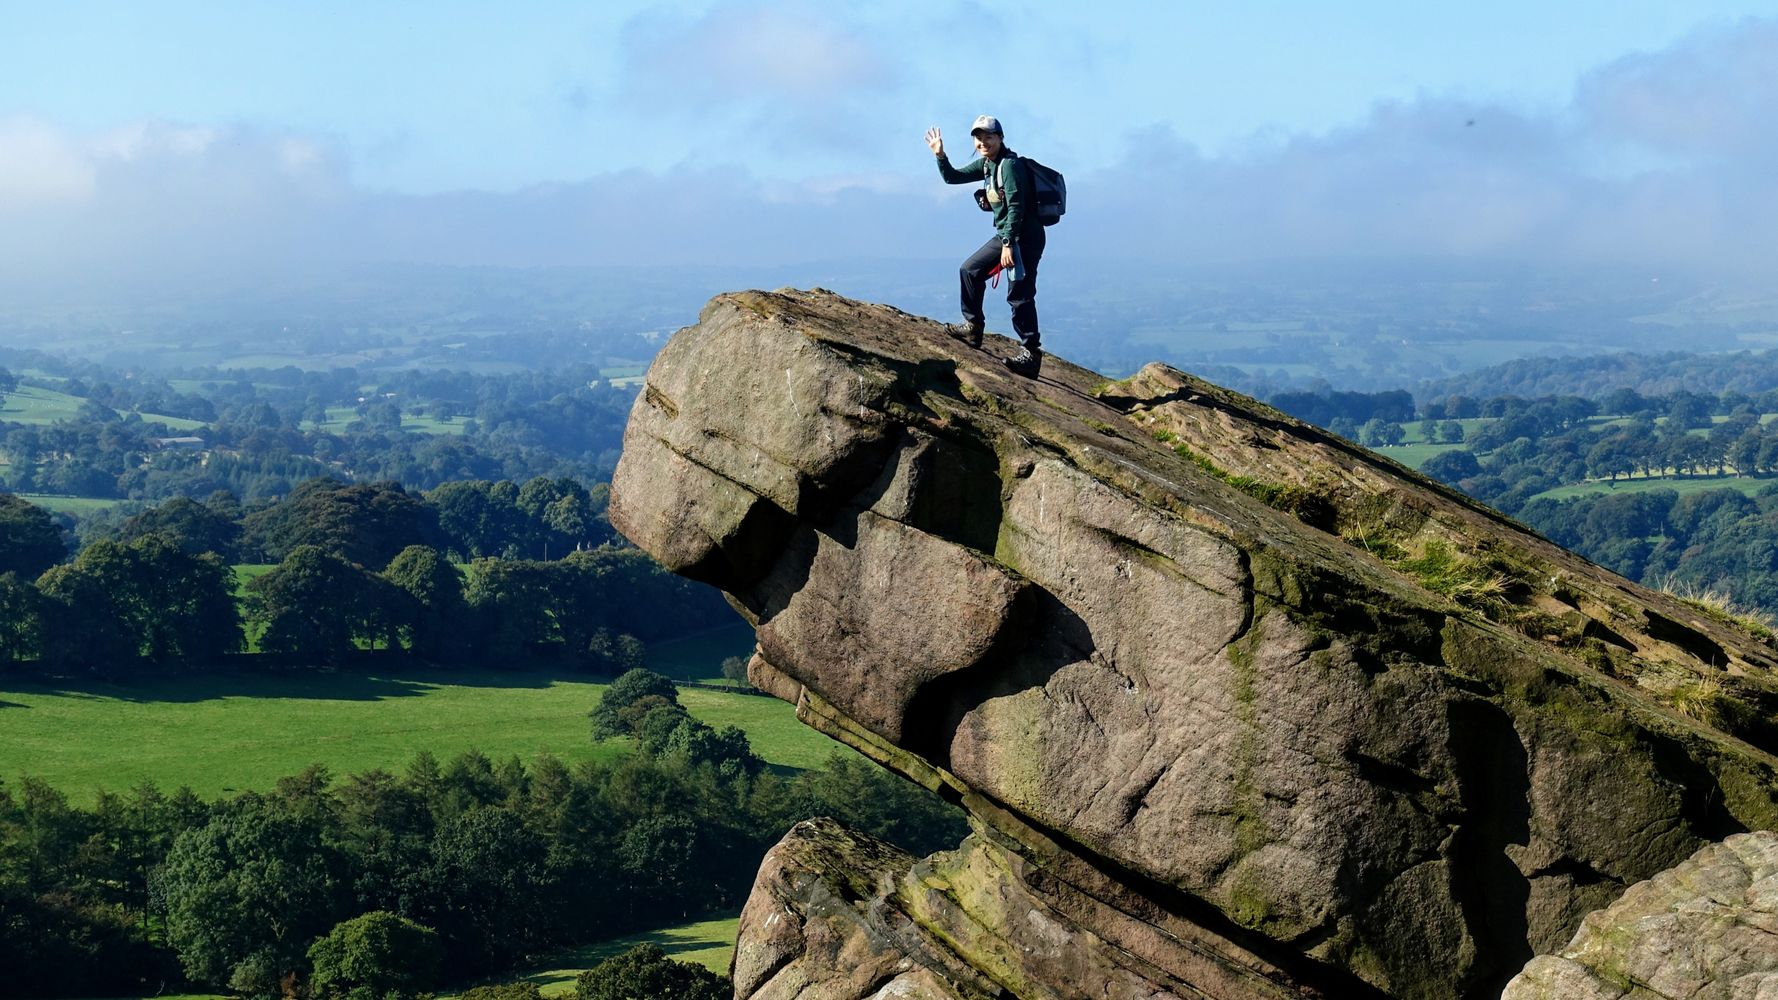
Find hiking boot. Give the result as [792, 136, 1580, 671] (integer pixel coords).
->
[945, 321, 984, 349]
[1003, 345, 1042, 377]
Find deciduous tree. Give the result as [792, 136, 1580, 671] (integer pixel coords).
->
[588, 669, 679, 741]
[0, 494, 64, 578]
[574, 943, 729, 1000]
[117, 497, 240, 559]
[250, 545, 374, 662]
[382, 545, 468, 661]
[160, 794, 349, 996]
[0, 571, 43, 665]
[307, 910, 443, 1000]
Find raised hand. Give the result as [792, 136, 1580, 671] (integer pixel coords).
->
[925, 126, 944, 156]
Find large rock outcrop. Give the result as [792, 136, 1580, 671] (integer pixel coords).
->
[610, 289, 1778, 999]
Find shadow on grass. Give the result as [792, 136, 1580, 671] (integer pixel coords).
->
[549, 931, 731, 968]
[447, 915, 740, 995]
[0, 621, 760, 706]
[645, 622, 756, 683]
[0, 663, 603, 705]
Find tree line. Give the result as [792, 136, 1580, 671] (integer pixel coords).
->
[0, 477, 730, 673]
[0, 538, 723, 674]
[1265, 387, 1414, 429]
[1518, 485, 1778, 613]
[1416, 348, 1778, 403]
[0, 671, 967, 999]
[8, 475, 616, 569]
[75, 474, 616, 564]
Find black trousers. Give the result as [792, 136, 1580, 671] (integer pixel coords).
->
[959, 226, 1045, 348]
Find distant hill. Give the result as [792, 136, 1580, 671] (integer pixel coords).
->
[5, 258, 1778, 393]
[1418, 348, 1778, 402]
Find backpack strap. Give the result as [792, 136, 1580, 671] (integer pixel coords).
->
[989, 153, 1019, 198]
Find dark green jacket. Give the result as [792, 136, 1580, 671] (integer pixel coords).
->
[937, 150, 1035, 247]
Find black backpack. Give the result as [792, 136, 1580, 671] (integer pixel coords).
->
[990, 155, 1067, 226]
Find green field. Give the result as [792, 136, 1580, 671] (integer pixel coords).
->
[232, 563, 277, 587]
[1399, 417, 1491, 443]
[14, 493, 134, 515]
[216, 353, 341, 371]
[307, 404, 469, 436]
[45, 625, 789, 1000]
[0, 664, 838, 805]
[0, 385, 85, 423]
[1374, 442, 1463, 469]
[449, 914, 741, 997]
[0, 384, 206, 430]
[1532, 473, 1778, 502]
[402, 413, 468, 434]
[127, 912, 743, 1000]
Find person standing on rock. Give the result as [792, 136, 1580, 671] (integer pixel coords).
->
[926, 115, 1045, 377]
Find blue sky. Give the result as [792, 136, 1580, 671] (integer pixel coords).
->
[4, 1, 1778, 284]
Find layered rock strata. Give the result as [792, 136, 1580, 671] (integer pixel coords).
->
[1503, 831, 1778, 999]
[610, 289, 1778, 999]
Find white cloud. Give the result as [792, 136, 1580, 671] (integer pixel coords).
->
[622, 1, 895, 107]
[613, 0, 907, 166]
[0, 116, 97, 208]
[276, 138, 327, 176]
[0, 118, 354, 290]
[1577, 17, 1778, 158]
[83, 121, 222, 166]
[9, 17, 1778, 293]
[1055, 19, 1778, 277]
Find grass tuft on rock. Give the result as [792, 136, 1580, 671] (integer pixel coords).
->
[1400, 541, 1510, 607]
[1660, 578, 1778, 647]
